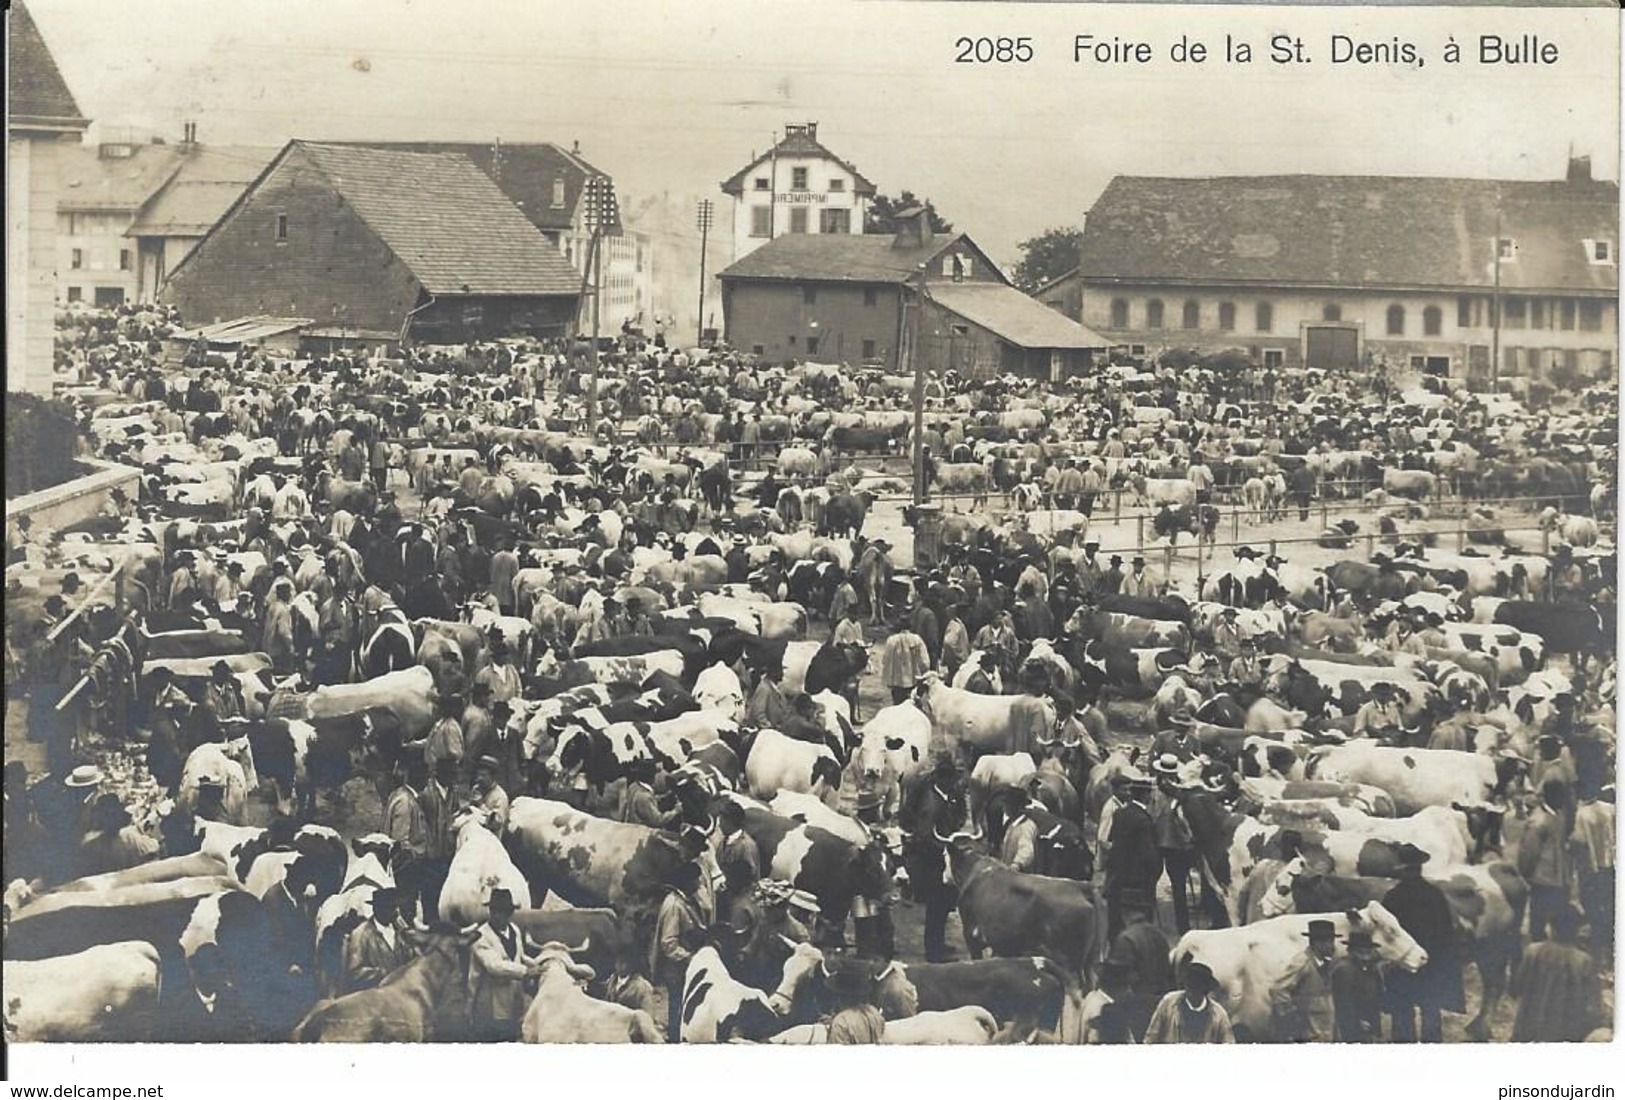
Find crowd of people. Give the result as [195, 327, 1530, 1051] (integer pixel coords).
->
[2, 305, 1616, 1044]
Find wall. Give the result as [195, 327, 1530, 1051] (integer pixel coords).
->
[162, 147, 425, 334]
[1078, 281, 1618, 376]
[57, 208, 137, 306]
[722, 281, 902, 366]
[728, 154, 870, 262]
[6, 458, 139, 533]
[7, 135, 62, 395]
[409, 294, 578, 344]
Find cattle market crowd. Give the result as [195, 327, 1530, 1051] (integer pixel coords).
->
[2, 305, 1616, 1046]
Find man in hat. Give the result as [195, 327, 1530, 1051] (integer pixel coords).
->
[1353, 681, 1405, 738]
[961, 649, 1001, 696]
[1150, 755, 1200, 934]
[384, 758, 430, 871]
[651, 861, 707, 1042]
[1330, 928, 1385, 1042]
[1381, 847, 1461, 1042]
[468, 887, 543, 1042]
[213, 559, 246, 606]
[74, 791, 158, 878]
[1110, 887, 1175, 1026]
[1571, 778, 1615, 967]
[471, 756, 510, 835]
[1227, 635, 1265, 692]
[1120, 555, 1157, 599]
[1076, 539, 1104, 596]
[461, 683, 497, 776]
[1518, 776, 1575, 942]
[714, 799, 762, 921]
[1104, 770, 1161, 940]
[342, 886, 411, 993]
[902, 754, 968, 963]
[1510, 903, 1606, 1042]
[999, 788, 1044, 873]
[1270, 918, 1338, 1042]
[1082, 952, 1139, 1044]
[619, 757, 678, 829]
[202, 660, 247, 724]
[745, 661, 796, 731]
[878, 616, 930, 705]
[1210, 606, 1243, 660]
[1144, 961, 1234, 1043]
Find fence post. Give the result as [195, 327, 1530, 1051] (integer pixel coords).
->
[1231, 506, 1240, 543]
[1136, 515, 1145, 553]
[1320, 496, 1328, 531]
[1114, 488, 1122, 526]
[1365, 533, 1374, 559]
[1269, 538, 1278, 559]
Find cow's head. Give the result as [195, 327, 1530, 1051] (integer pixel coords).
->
[1356, 901, 1428, 972]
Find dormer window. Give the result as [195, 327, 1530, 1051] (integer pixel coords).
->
[551, 179, 566, 208]
[753, 177, 769, 191]
[1588, 239, 1613, 265]
[829, 179, 845, 193]
[1496, 237, 1517, 261]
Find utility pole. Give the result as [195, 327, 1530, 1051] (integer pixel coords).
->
[908, 277, 927, 505]
[581, 175, 617, 434]
[1490, 191, 1503, 392]
[696, 199, 714, 347]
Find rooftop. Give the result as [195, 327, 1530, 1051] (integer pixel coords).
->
[126, 146, 281, 237]
[58, 142, 187, 213]
[8, 1, 88, 131]
[1078, 172, 1620, 294]
[293, 142, 581, 297]
[721, 124, 877, 197]
[719, 232, 962, 284]
[928, 282, 1112, 350]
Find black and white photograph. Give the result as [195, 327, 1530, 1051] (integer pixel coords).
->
[3, 0, 1619, 1081]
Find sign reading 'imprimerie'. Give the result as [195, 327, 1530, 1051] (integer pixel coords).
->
[774, 192, 829, 204]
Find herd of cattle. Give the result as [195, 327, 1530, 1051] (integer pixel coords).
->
[2, 322, 1617, 1044]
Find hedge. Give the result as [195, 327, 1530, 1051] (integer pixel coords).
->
[5, 392, 82, 499]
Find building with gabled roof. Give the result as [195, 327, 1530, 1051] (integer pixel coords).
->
[720, 122, 876, 264]
[162, 140, 582, 346]
[719, 210, 1109, 380]
[125, 139, 280, 304]
[55, 137, 193, 308]
[1062, 164, 1618, 380]
[8, 0, 90, 394]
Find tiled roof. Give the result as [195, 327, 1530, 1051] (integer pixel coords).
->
[58, 143, 186, 212]
[341, 142, 619, 234]
[718, 232, 960, 284]
[721, 130, 877, 196]
[928, 282, 1111, 350]
[126, 146, 280, 236]
[296, 142, 581, 297]
[1079, 174, 1620, 294]
[8, 1, 87, 130]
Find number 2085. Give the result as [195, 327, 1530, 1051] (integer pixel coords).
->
[954, 36, 1034, 63]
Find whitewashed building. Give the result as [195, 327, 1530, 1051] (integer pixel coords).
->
[720, 123, 875, 263]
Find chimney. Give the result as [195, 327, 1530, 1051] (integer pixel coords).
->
[180, 121, 198, 151]
[892, 205, 933, 250]
[571, 139, 581, 156]
[806, 121, 818, 142]
[1567, 155, 1592, 183]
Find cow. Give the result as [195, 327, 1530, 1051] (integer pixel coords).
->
[933, 462, 990, 510]
[856, 702, 933, 787]
[563, 650, 688, 687]
[766, 790, 872, 848]
[770, 1005, 1000, 1045]
[1171, 901, 1426, 1041]
[1129, 475, 1198, 510]
[913, 673, 1056, 761]
[306, 665, 438, 741]
[1067, 609, 1191, 650]
[311, 834, 400, 998]
[438, 806, 531, 924]
[1306, 742, 1499, 816]
[1324, 560, 1413, 604]
[1073, 641, 1189, 699]
[511, 908, 625, 990]
[804, 641, 870, 698]
[1266, 861, 1529, 1041]
[743, 728, 842, 800]
[1236, 777, 1397, 818]
[940, 830, 1102, 981]
[1475, 599, 1607, 663]
[505, 797, 690, 912]
[291, 928, 479, 1042]
[521, 941, 663, 1043]
[678, 941, 826, 1043]
[1383, 468, 1437, 500]
[820, 492, 873, 539]
[858, 955, 1081, 1042]
[1297, 611, 1361, 652]
[2, 941, 163, 1042]
[731, 804, 892, 933]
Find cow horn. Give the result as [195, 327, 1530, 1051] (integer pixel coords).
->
[820, 960, 833, 978]
[565, 937, 591, 954]
[933, 826, 954, 844]
[777, 934, 799, 949]
[876, 961, 898, 980]
[457, 921, 481, 936]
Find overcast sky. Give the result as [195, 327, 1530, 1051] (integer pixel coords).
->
[28, 0, 1620, 264]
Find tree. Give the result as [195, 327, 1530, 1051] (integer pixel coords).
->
[1011, 227, 1083, 293]
[865, 191, 953, 235]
